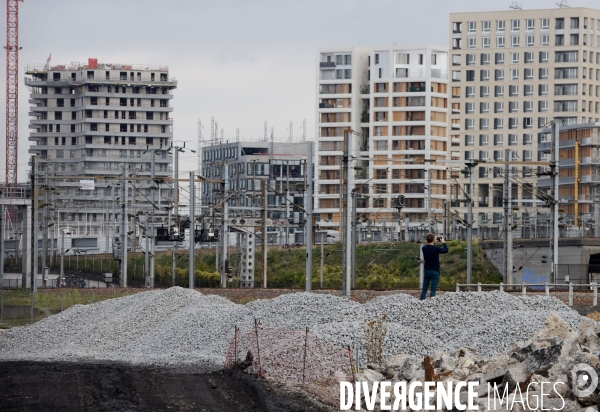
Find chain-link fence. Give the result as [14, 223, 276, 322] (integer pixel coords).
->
[224, 322, 355, 406]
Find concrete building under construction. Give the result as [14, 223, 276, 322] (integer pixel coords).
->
[24, 59, 176, 252]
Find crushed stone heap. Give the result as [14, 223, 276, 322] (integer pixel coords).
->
[0, 288, 585, 372]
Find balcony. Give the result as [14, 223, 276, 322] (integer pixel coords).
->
[320, 62, 336, 69]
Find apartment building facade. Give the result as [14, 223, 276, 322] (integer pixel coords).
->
[538, 123, 600, 235]
[26, 59, 176, 248]
[449, 7, 600, 230]
[200, 140, 308, 245]
[315, 45, 449, 237]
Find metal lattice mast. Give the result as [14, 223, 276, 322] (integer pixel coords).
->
[5, 0, 22, 187]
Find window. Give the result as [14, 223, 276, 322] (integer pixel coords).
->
[511, 35, 520, 47]
[541, 18, 549, 30]
[479, 150, 489, 161]
[466, 119, 474, 130]
[509, 85, 519, 96]
[497, 36, 505, 48]
[480, 135, 489, 145]
[453, 38, 462, 49]
[465, 135, 474, 146]
[497, 20, 505, 31]
[539, 67, 549, 79]
[555, 84, 578, 95]
[480, 69, 490, 80]
[466, 54, 475, 65]
[480, 86, 490, 97]
[541, 34, 550, 46]
[480, 119, 489, 130]
[480, 102, 490, 113]
[452, 70, 461, 81]
[512, 19, 520, 31]
[465, 151, 474, 160]
[556, 18, 564, 30]
[468, 37, 476, 48]
[523, 117, 533, 129]
[374, 54, 379, 64]
[526, 19, 534, 30]
[524, 52, 534, 63]
[482, 37, 490, 48]
[482, 20, 491, 32]
[511, 52, 519, 63]
[555, 68, 578, 79]
[555, 51, 578, 63]
[539, 84, 548, 95]
[495, 53, 504, 64]
[571, 17, 579, 29]
[494, 134, 503, 145]
[452, 54, 462, 65]
[509, 101, 519, 113]
[570, 34, 579, 46]
[494, 118, 504, 129]
[554, 100, 578, 112]
[494, 150, 504, 161]
[468, 21, 476, 32]
[466, 86, 475, 97]
[523, 150, 532, 161]
[495, 86, 504, 97]
[466, 102, 475, 113]
[525, 68, 533, 79]
[56, 150, 64, 158]
[509, 118, 518, 129]
[495, 101, 504, 113]
[527, 35, 534, 47]
[539, 51, 549, 63]
[523, 134, 533, 145]
[495, 69, 504, 80]
[511, 69, 519, 80]
[556, 35, 564, 46]
[509, 134, 518, 145]
[539, 100, 548, 112]
[481, 53, 490, 65]
[524, 84, 533, 95]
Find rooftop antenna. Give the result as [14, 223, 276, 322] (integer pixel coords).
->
[220, 128, 224, 142]
[301, 119, 306, 142]
[236, 128, 239, 142]
[288, 121, 293, 143]
[509, 1, 523, 9]
[270, 127, 274, 160]
[197, 119, 203, 176]
[557, 0, 570, 7]
[264, 121, 268, 142]
[215, 121, 218, 142]
[211, 117, 215, 145]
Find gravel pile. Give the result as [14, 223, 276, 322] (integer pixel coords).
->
[0, 288, 586, 371]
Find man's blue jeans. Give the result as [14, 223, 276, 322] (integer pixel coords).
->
[420, 269, 440, 300]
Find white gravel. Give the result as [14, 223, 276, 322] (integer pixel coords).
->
[0, 287, 585, 371]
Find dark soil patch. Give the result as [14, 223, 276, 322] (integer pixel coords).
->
[0, 361, 332, 412]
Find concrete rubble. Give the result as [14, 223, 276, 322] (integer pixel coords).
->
[351, 314, 600, 411]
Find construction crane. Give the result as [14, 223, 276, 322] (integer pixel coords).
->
[5, 0, 23, 188]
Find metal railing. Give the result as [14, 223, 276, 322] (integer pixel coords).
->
[455, 282, 599, 306]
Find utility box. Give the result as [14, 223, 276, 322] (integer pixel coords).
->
[88, 58, 98, 68]
[104, 273, 113, 286]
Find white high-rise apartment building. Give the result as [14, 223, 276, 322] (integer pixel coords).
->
[449, 7, 600, 230]
[26, 59, 176, 247]
[315, 45, 449, 238]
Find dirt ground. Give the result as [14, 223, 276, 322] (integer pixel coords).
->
[0, 361, 334, 412]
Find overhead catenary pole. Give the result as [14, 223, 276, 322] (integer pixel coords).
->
[550, 122, 560, 284]
[189, 171, 195, 289]
[262, 179, 268, 288]
[305, 141, 314, 292]
[145, 214, 150, 287]
[342, 130, 352, 297]
[172, 143, 180, 287]
[466, 162, 475, 285]
[503, 150, 513, 285]
[351, 192, 357, 288]
[149, 148, 156, 288]
[0, 202, 4, 288]
[220, 164, 228, 288]
[121, 164, 128, 288]
[60, 228, 65, 287]
[32, 156, 38, 293]
[320, 231, 324, 289]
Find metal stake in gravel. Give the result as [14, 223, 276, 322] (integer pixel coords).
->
[91, 292, 94, 304]
[254, 318, 263, 379]
[347, 345, 356, 384]
[61, 292, 64, 312]
[0, 291, 4, 324]
[302, 327, 309, 384]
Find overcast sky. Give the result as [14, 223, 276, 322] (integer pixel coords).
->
[2, 0, 600, 180]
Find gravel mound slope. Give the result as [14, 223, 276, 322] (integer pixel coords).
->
[0, 288, 584, 369]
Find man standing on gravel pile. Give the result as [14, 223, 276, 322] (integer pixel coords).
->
[420, 234, 448, 300]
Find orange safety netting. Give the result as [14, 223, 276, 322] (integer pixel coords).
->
[225, 326, 355, 406]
